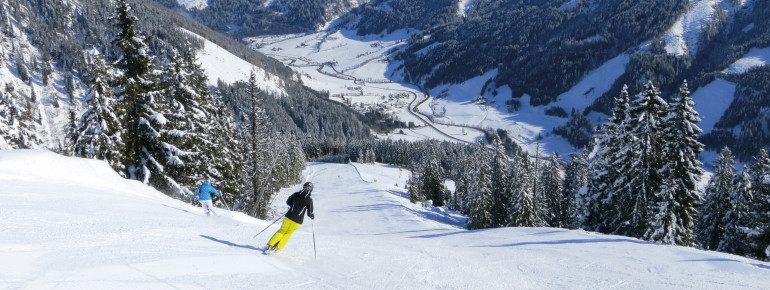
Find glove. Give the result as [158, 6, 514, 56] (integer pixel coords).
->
[309, 213, 315, 220]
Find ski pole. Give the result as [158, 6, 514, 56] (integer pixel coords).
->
[220, 196, 230, 210]
[253, 214, 284, 238]
[312, 219, 317, 260]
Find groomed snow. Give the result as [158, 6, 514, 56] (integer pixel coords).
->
[2, 150, 770, 289]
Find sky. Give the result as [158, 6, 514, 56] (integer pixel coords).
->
[2, 150, 769, 289]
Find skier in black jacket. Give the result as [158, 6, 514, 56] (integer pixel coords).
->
[265, 182, 315, 254]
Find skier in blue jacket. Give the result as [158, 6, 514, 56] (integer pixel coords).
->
[194, 180, 222, 215]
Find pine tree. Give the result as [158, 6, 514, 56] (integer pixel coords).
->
[422, 147, 445, 206]
[581, 85, 631, 233]
[508, 153, 542, 227]
[157, 54, 213, 197]
[111, 0, 167, 187]
[749, 149, 770, 260]
[15, 55, 29, 83]
[111, 0, 152, 81]
[0, 88, 13, 149]
[490, 136, 511, 226]
[697, 147, 736, 250]
[0, 84, 41, 149]
[239, 69, 275, 219]
[614, 81, 668, 238]
[561, 152, 588, 229]
[646, 81, 703, 245]
[204, 90, 244, 207]
[408, 162, 426, 204]
[718, 168, 753, 256]
[466, 141, 494, 229]
[41, 54, 53, 86]
[71, 53, 123, 173]
[452, 156, 473, 214]
[542, 153, 564, 227]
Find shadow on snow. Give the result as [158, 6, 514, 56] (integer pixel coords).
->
[477, 238, 653, 248]
[200, 235, 261, 251]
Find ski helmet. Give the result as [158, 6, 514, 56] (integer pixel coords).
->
[303, 182, 313, 193]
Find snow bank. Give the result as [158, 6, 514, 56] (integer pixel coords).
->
[0, 150, 161, 199]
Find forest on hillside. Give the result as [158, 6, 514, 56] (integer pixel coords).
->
[0, 0, 380, 219]
[350, 0, 769, 161]
[158, 0, 770, 160]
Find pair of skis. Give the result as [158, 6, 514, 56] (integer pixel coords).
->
[255, 214, 316, 259]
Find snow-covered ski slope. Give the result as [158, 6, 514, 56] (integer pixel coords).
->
[2, 150, 769, 289]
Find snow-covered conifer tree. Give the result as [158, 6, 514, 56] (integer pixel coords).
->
[0, 88, 13, 149]
[697, 147, 736, 250]
[239, 69, 275, 219]
[205, 90, 244, 207]
[645, 81, 703, 245]
[71, 52, 123, 173]
[466, 141, 494, 229]
[422, 147, 446, 206]
[562, 152, 588, 229]
[452, 156, 473, 214]
[0, 84, 42, 149]
[111, 0, 168, 187]
[156, 54, 214, 197]
[408, 162, 426, 204]
[542, 153, 563, 227]
[508, 153, 543, 227]
[613, 81, 668, 238]
[718, 168, 753, 256]
[490, 136, 511, 226]
[581, 85, 631, 232]
[749, 149, 770, 259]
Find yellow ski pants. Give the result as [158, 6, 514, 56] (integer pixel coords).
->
[268, 217, 302, 250]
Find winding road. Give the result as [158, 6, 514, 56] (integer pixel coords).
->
[258, 36, 489, 146]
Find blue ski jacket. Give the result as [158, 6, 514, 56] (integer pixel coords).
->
[194, 181, 221, 201]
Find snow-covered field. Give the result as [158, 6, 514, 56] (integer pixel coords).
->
[182, 29, 287, 97]
[724, 46, 770, 74]
[2, 150, 769, 289]
[243, 15, 739, 159]
[175, 0, 208, 10]
[247, 28, 608, 156]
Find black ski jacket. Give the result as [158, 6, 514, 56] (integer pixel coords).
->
[285, 190, 314, 224]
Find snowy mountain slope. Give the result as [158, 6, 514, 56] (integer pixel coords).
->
[182, 29, 287, 96]
[0, 15, 87, 151]
[250, 28, 731, 158]
[176, 0, 208, 10]
[2, 149, 769, 289]
[723, 46, 770, 74]
[663, 0, 753, 56]
[0, 0, 289, 151]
